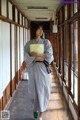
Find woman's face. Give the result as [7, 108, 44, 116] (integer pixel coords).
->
[36, 27, 43, 37]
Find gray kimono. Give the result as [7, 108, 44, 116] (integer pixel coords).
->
[24, 38, 53, 112]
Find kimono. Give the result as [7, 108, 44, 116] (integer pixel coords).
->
[24, 38, 53, 112]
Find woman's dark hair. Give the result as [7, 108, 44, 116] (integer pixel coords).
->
[31, 24, 43, 39]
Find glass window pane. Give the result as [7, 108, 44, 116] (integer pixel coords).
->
[20, 27, 23, 65]
[20, 13, 22, 25]
[8, 2, 12, 20]
[73, 21, 78, 74]
[65, 5, 67, 20]
[64, 25, 68, 63]
[1, 0, 7, 17]
[15, 8, 18, 23]
[74, 74, 78, 105]
[1, 22, 10, 90]
[64, 25, 68, 84]
[17, 26, 20, 70]
[26, 19, 28, 27]
[64, 62, 68, 85]
[71, 24, 74, 68]
[74, 0, 78, 14]
[71, 69, 74, 94]
[23, 17, 25, 26]
[11, 24, 15, 79]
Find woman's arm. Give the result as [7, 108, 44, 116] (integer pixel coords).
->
[30, 52, 45, 57]
[30, 52, 45, 61]
[24, 42, 36, 66]
[44, 40, 54, 64]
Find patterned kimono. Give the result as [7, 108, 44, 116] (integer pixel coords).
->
[24, 38, 53, 112]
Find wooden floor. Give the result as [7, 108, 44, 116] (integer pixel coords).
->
[43, 66, 73, 120]
[7, 65, 73, 120]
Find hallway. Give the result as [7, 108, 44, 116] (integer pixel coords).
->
[6, 66, 73, 120]
[0, 0, 80, 120]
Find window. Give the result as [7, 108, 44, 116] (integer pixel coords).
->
[71, 24, 74, 68]
[24, 28, 27, 45]
[65, 5, 67, 20]
[1, 0, 7, 17]
[74, 0, 78, 14]
[26, 29, 28, 42]
[23, 16, 25, 26]
[74, 21, 78, 74]
[15, 8, 18, 23]
[71, 21, 78, 105]
[71, 69, 73, 94]
[64, 25, 68, 85]
[64, 25, 68, 63]
[20, 27, 24, 65]
[25, 18, 28, 28]
[11, 24, 16, 79]
[0, 21, 10, 91]
[17, 26, 20, 70]
[8, 2, 12, 20]
[74, 74, 78, 104]
[20, 13, 22, 25]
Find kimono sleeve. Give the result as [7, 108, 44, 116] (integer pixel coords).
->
[44, 40, 54, 64]
[24, 41, 36, 67]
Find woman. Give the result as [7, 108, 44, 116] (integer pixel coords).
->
[24, 24, 53, 120]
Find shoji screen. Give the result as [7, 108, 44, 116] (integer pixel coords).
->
[1, 0, 7, 17]
[20, 27, 23, 65]
[73, 21, 78, 105]
[0, 21, 10, 92]
[8, 1, 12, 20]
[27, 29, 30, 41]
[0, 20, 3, 99]
[26, 29, 28, 43]
[15, 8, 18, 23]
[11, 24, 15, 79]
[23, 28, 25, 45]
[17, 26, 20, 70]
[64, 25, 68, 85]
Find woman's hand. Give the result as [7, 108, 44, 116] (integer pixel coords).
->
[30, 52, 45, 61]
[30, 52, 38, 57]
[35, 56, 44, 62]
